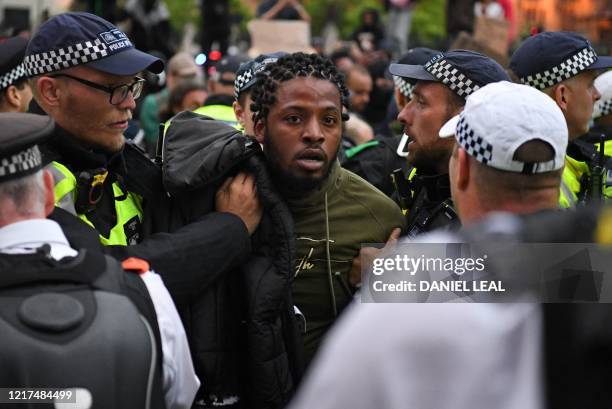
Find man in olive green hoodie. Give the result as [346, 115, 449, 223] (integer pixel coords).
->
[251, 52, 405, 366]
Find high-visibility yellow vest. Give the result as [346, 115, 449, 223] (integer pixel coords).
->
[49, 161, 143, 246]
[559, 142, 612, 208]
[193, 105, 241, 130]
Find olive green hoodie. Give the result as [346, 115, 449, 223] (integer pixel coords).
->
[285, 161, 405, 365]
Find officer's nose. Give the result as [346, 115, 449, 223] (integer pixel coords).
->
[593, 86, 602, 102]
[397, 98, 414, 126]
[117, 90, 137, 111]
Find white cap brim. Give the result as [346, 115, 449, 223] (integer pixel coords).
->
[438, 114, 460, 138]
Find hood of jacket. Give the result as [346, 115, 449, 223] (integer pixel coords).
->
[162, 111, 259, 195]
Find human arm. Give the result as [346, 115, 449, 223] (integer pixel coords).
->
[139, 270, 200, 409]
[287, 0, 311, 22]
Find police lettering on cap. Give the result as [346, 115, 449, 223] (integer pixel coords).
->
[510, 31, 612, 91]
[439, 81, 568, 174]
[0, 113, 54, 182]
[593, 70, 612, 120]
[0, 36, 29, 91]
[24, 12, 164, 77]
[391, 47, 441, 98]
[234, 51, 287, 100]
[388, 49, 510, 99]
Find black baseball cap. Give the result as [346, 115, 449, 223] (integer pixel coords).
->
[25, 12, 163, 77]
[389, 49, 511, 99]
[510, 31, 612, 90]
[0, 36, 28, 91]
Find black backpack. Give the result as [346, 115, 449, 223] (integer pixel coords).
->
[0, 247, 166, 409]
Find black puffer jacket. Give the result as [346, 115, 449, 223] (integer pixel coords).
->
[156, 111, 303, 408]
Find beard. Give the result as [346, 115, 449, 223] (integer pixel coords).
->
[263, 130, 338, 194]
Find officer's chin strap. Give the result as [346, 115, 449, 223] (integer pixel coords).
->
[396, 133, 411, 157]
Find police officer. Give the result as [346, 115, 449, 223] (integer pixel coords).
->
[0, 36, 31, 113]
[510, 31, 612, 207]
[233, 51, 286, 136]
[195, 54, 248, 128]
[587, 70, 612, 200]
[0, 112, 198, 409]
[388, 49, 511, 237]
[25, 12, 262, 302]
[339, 49, 442, 199]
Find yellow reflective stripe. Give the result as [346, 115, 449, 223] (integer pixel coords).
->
[559, 178, 576, 208]
[51, 161, 77, 203]
[559, 157, 582, 208]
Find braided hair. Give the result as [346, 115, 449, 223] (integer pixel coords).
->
[250, 52, 350, 127]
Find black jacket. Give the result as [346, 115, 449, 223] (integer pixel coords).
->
[157, 111, 303, 408]
[41, 126, 252, 300]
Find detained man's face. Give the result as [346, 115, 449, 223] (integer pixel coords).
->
[255, 76, 343, 192]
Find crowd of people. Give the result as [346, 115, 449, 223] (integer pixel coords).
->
[0, 1, 611, 409]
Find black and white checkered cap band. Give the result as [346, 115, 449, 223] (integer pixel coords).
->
[0, 63, 27, 90]
[425, 59, 479, 98]
[0, 145, 42, 181]
[456, 115, 493, 165]
[520, 47, 598, 90]
[24, 38, 110, 76]
[234, 69, 254, 99]
[594, 98, 612, 119]
[456, 114, 558, 173]
[393, 75, 414, 98]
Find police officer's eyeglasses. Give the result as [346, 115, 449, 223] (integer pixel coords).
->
[49, 74, 145, 105]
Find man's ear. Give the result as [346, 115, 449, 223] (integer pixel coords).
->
[4, 85, 21, 109]
[42, 169, 55, 217]
[254, 119, 265, 144]
[233, 100, 245, 128]
[36, 77, 62, 108]
[553, 83, 569, 112]
[456, 147, 470, 191]
[394, 89, 406, 110]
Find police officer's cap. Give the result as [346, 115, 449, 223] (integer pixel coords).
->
[391, 47, 441, 98]
[0, 36, 29, 92]
[389, 49, 510, 99]
[510, 31, 612, 90]
[0, 113, 54, 182]
[234, 51, 287, 100]
[24, 12, 164, 77]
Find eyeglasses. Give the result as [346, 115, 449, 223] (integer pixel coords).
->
[49, 74, 145, 105]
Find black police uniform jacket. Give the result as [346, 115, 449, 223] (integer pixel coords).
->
[41, 126, 253, 284]
[155, 111, 303, 408]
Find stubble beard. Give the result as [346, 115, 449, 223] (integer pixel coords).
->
[263, 130, 338, 194]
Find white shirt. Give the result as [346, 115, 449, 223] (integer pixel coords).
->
[0, 219, 200, 409]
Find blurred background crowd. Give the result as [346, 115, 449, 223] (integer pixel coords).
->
[1, 0, 610, 150]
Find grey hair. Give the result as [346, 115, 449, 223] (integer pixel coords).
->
[0, 170, 46, 217]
